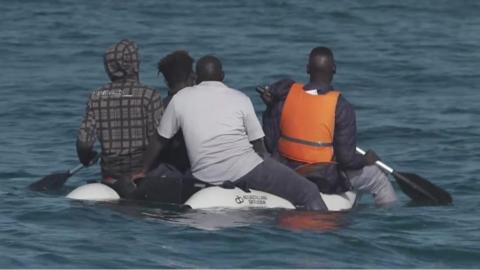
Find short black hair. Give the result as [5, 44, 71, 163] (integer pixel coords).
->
[309, 47, 334, 61]
[158, 50, 194, 88]
[195, 55, 224, 83]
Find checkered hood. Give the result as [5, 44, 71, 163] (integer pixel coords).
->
[104, 39, 140, 81]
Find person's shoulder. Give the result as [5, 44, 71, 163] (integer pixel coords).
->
[333, 90, 350, 105]
[179, 85, 197, 94]
[130, 84, 162, 102]
[88, 83, 112, 100]
[271, 78, 295, 88]
[269, 78, 295, 99]
[135, 83, 159, 95]
[227, 88, 255, 107]
[137, 82, 156, 90]
[332, 90, 355, 114]
[224, 85, 251, 100]
[167, 86, 197, 107]
[173, 86, 196, 100]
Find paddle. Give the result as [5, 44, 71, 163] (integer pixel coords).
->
[29, 154, 100, 192]
[356, 147, 452, 205]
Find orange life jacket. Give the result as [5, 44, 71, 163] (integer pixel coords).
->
[278, 83, 340, 164]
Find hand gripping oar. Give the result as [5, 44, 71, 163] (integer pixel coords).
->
[356, 147, 452, 205]
[29, 154, 100, 191]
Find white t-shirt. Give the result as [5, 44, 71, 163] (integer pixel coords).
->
[157, 81, 264, 184]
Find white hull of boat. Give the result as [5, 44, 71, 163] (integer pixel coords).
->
[66, 183, 358, 211]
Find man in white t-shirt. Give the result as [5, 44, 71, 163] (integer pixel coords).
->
[135, 55, 327, 211]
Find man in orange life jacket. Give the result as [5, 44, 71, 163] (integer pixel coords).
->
[260, 47, 397, 205]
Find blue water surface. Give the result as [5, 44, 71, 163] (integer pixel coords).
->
[1, 0, 480, 268]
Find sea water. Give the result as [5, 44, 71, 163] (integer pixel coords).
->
[1, 0, 480, 268]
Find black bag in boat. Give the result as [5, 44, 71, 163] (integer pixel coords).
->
[134, 163, 185, 203]
[105, 163, 185, 203]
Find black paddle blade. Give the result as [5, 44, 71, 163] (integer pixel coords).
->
[393, 171, 452, 205]
[29, 171, 71, 191]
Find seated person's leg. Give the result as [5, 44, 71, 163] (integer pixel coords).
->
[346, 165, 397, 205]
[180, 170, 207, 203]
[295, 163, 351, 194]
[234, 158, 327, 211]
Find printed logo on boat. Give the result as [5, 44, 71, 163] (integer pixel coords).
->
[245, 194, 267, 205]
[235, 195, 244, 204]
[235, 194, 268, 205]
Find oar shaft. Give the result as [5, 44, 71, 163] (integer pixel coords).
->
[355, 147, 394, 174]
[355, 147, 366, 155]
[69, 164, 85, 175]
[356, 147, 452, 204]
[68, 153, 100, 175]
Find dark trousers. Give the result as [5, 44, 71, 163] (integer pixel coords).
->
[272, 152, 351, 194]
[234, 158, 327, 211]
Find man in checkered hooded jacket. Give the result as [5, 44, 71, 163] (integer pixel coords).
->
[76, 39, 163, 188]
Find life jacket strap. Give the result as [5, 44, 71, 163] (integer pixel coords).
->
[280, 134, 333, 148]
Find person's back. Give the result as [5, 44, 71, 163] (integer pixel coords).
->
[260, 47, 397, 205]
[77, 39, 162, 180]
[156, 50, 193, 173]
[139, 55, 328, 210]
[167, 82, 263, 183]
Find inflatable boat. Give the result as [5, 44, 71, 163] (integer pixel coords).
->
[66, 183, 358, 211]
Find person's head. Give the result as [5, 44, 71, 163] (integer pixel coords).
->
[306, 47, 336, 84]
[158, 50, 195, 94]
[104, 39, 140, 82]
[195, 55, 224, 84]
